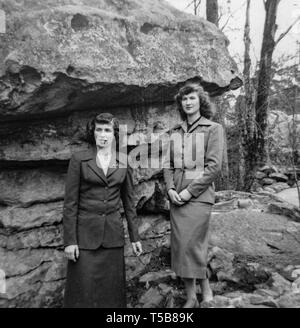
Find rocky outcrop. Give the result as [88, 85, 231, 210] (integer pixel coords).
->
[127, 190, 300, 308]
[251, 163, 300, 194]
[0, 0, 241, 121]
[0, 0, 242, 163]
[128, 244, 300, 308]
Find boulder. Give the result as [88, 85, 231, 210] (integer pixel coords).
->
[255, 172, 267, 180]
[269, 173, 289, 182]
[208, 246, 235, 282]
[213, 199, 237, 212]
[202, 295, 232, 308]
[291, 277, 300, 292]
[237, 199, 253, 209]
[276, 188, 300, 207]
[268, 202, 300, 222]
[0, 0, 241, 120]
[262, 178, 276, 186]
[139, 270, 176, 284]
[259, 165, 277, 175]
[270, 182, 290, 193]
[210, 208, 300, 263]
[267, 272, 292, 295]
[139, 287, 164, 308]
[125, 253, 152, 281]
[158, 283, 173, 297]
[263, 186, 276, 193]
[278, 292, 300, 308]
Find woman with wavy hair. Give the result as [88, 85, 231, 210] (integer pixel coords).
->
[164, 83, 224, 307]
[63, 112, 142, 308]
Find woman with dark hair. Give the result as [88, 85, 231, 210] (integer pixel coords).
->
[164, 83, 224, 308]
[63, 112, 142, 308]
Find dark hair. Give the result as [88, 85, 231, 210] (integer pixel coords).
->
[86, 112, 119, 147]
[175, 83, 213, 120]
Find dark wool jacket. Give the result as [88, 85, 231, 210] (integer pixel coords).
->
[63, 148, 140, 249]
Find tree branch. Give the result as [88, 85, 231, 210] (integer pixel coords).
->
[185, 0, 195, 10]
[220, 0, 247, 31]
[220, 14, 232, 31]
[196, 0, 202, 10]
[275, 16, 300, 46]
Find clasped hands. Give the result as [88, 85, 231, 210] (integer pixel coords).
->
[168, 188, 192, 206]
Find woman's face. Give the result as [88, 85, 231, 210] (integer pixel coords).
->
[181, 91, 200, 117]
[94, 123, 115, 149]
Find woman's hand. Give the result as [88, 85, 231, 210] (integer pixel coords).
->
[132, 241, 143, 257]
[168, 189, 185, 206]
[64, 245, 79, 262]
[178, 189, 192, 202]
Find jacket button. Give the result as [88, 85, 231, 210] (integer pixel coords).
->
[104, 200, 107, 203]
[102, 214, 105, 217]
[105, 187, 108, 190]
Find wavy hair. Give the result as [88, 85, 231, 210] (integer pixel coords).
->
[175, 83, 213, 120]
[85, 112, 119, 147]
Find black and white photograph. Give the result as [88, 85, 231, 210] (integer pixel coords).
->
[0, 0, 299, 311]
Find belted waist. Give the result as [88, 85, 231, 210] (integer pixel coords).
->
[177, 167, 203, 171]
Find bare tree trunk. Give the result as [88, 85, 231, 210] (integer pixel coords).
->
[236, 95, 246, 190]
[238, 0, 280, 191]
[192, 0, 201, 16]
[243, 0, 252, 110]
[194, 0, 197, 15]
[254, 0, 280, 166]
[206, 0, 228, 190]
[236, 0, 257, 190]
[206, 0, 219, 26]
[289, 54, 300, 206]
[213, 96, 229, 190]
[240, 0, 257, 190]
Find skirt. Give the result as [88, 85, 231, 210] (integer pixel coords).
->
[63, 246, 126, 308]
[170, 201, 212, 279]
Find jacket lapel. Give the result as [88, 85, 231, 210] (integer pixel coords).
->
[187, 116, 212, 134]
[180, 120, 187, 132]
[88, 158, 108, 184]
[106, 152, 121, 178]
[85, 147, 125, 181]
[180, 116, 212, 134]
[85, 147, 108, 184]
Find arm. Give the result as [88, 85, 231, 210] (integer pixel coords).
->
[120, 165, 140, 243]
[163, 135, 176, 192]
[186, 124, 224, 198]
[63, 154, 81, 247]
[163, 134, 185, 205]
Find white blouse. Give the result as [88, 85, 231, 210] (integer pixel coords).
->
[96, 152, 111, 176]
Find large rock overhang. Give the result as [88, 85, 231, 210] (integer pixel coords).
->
[0, 0, 242, 121]
[0, 0, 242, 165]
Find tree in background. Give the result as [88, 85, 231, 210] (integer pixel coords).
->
[236, 0, 255, 190]
[254, 0, 280, 167]
[186, 0, 299, 192]
[204, 0, 230, 190]
[238, 0, 299, 190]
[206, 0, 219, 26]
